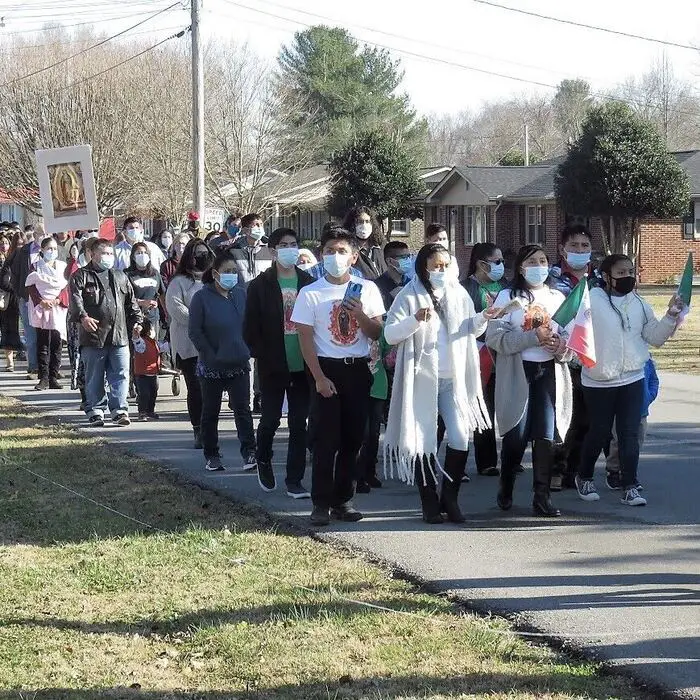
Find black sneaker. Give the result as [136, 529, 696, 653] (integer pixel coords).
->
[256, 460, 276, 492]
[138, 413, 148, 422]
[605, 471, 622, 490]
[242, 453, 257, 472]
[286, 483, 311, 499]
[367, 475, 383, 488]
[356, 480, 371, 494]
[88, 415, 104, 427]
[331, 502, 364, 522]
[147, 413, 160, 420]
[205, 456, 225, 471]
[34, 378, 49, 391]
[113, 414, 131, 427]
[310, 506, 330, 526]
[48, 378, 63, 390]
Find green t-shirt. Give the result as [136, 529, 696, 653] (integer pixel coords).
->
[478, 280, 503, 310]
[369, 331, 392, 400]
[279, 275, 305, 373]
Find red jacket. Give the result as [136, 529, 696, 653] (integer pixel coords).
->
[133, 336, 162, 376]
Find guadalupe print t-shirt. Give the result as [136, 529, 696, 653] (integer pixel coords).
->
[493, 286, 565, 363]
[279, 276, 304, 373]
[290, 276, 385, 359]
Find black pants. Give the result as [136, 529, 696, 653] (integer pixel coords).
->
[311, 357, 372, 508]
[135, 374, 158, 415]
[473, 371, 498, 472]
[257, 371, 310, 486]
[177, 355, 202, 428]
[36, 328, 61, 381]
[199, 372, 256, 460]
[358, 396, 385, 480]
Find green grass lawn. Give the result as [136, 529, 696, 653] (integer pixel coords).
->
[0, 397, 650, 700]
[642, 288, 700, 374]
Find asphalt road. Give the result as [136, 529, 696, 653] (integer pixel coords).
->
[2, 369, 699, 698]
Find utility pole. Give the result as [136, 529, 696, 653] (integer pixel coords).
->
[191, 0, 205, 229]
[524, 124, 530, 167]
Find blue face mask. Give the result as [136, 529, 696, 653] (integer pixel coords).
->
[217, 272, 238, 290]
[276, 247, 299, 268]
[227, 224, 240, 237]
[429, 270, 448, 289]
[485, 261, 505, 282]
[523, 266, 549, 287]
[397, 256, 415, 279]
[566, 251, 591, 270]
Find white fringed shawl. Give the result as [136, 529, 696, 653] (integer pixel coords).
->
[383, 276, 491, 485]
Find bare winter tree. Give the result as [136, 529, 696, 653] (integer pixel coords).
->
[204, 42, 315, 215]
[615, 55, 700, 150]
[426, 111, 476, 166]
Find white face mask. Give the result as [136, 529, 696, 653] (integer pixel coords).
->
[429, 270, 448, 289]
[249, 226, 265, 241]
[323, 253, 352, 278]
[126, 227, 143, 244]
[134, 252, 150, 268]
[161, 236, 173, 248]
[355, 222, 373, 240]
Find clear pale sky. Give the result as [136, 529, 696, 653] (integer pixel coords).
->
[3, 0, 700, 116]
[205, 0, 700, 115]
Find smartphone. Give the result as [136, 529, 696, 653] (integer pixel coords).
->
[342, 281, 362, 307]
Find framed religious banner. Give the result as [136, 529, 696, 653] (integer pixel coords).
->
[35, 145, 99, 234]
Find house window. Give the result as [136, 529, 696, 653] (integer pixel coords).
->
[526, 204, 545, 244]
[464, 206, 485, 245]
[391, 219, 410, 236]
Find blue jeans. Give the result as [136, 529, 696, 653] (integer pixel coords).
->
[81, 345, 130, 419]
[501, 360, 556, 469]
[437, 378, 470, 451]
[19, 300, 38, 371]
[579, 379, 644, 489]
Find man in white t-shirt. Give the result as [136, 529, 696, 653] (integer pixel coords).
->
[114, 217, 165, 272]
[291, 227, 385, 526]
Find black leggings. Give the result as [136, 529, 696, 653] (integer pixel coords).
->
[177, 355, 203, 428]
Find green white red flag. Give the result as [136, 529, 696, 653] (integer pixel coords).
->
[552, 277, 596, 368]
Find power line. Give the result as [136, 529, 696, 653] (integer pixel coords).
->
[0, 8, 175, 35]
[218, 0, 700, 122]
[0, 3, 181, 88]
[473, 0, 700, 52]
[57, 26, 190, 93]
[0, 24, 186, 53]
[245, 0, 608, 84]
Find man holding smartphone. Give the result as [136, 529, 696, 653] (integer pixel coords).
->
[291, 227, 385, 526]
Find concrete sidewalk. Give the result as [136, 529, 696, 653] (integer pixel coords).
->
[1, 369, 699, 698]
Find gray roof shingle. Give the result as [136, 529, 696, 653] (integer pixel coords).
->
[454, 165, 556, 200]
[673, 151, 700, 196]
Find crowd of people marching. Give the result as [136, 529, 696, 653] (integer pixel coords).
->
[0, 210, 684, 525]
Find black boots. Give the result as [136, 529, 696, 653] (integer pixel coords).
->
[440, 446, 468, 523]
[415, 456, 443, 524]
[497, 461, 517, 511]
[532, 439, 561, 517]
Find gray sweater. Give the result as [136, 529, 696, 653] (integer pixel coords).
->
[165, 274, 203, 362]
[485, 318, 573, 438]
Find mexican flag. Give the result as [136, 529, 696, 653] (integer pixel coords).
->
[552, 277, 596, 368]
[677, 252, 693, 324]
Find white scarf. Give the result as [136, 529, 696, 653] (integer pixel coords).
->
[383, 276, 490, 485]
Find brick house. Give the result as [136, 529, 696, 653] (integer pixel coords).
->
[423, 154, 700, 283]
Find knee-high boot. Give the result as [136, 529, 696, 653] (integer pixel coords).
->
[415, 456, 443, 524]
[440, 446, 468, 523]
[532, 438, 561, 517]
[497, 458, 517, 511]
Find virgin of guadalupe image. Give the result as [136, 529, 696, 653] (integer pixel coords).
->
[49, 162, 87, 216]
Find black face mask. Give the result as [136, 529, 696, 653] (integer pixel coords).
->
[193, 252, 211, 271]
[612, 275, 636, 295]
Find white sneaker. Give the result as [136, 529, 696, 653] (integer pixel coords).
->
[621, 487, 646, 506]
[575, 475, 600, 502]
